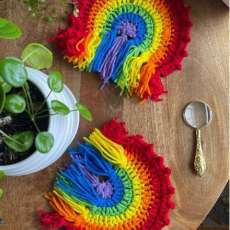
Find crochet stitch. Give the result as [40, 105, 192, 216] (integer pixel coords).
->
[52, 0, 192, 101]
[39, 119, 175, 230]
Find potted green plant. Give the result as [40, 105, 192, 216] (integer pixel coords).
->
[0, 18, 92, 176]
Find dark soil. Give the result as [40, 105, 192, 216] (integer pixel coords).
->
[0, 82, 49, 165]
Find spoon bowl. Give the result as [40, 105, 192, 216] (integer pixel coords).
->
[183, 101, 212, 129]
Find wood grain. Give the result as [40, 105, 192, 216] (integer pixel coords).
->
[0, 0, 228, 229]
[198, 228, 228, 230]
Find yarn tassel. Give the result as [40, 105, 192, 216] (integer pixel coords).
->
[135, 62, 156, 99]
[100, 35, 129, 86]
[85, 128, 127, 168]
[90, 21, 137, 87]
[149, 71, 167, 101]
[54, 152, 114, 208]
[41, 193, 83, 229]
[70, 143, 114, 177]
[89, 30, 118, 73]
[38, 210, 70, 230]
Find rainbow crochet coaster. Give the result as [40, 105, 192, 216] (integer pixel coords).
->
[53, 0, 192, 101]
[39, 119, 175, 230]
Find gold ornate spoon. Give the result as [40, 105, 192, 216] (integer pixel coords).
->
[183, 101, 213, 176]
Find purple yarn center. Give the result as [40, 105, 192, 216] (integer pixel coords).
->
[72, 155, 113, 199]
[100, 21, 137, 86]
[88, 174, 113, 199]
[118, 21, 137, 38]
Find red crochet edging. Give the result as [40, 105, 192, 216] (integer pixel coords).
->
[147, 0, 192, 101]
[51, 0, 95, 57]
[38, 119, 175, 230]
[38, 210, 78, 230]
[101, 119, 175, 230]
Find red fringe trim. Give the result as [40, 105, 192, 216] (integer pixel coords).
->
[147, 1, 192, 101]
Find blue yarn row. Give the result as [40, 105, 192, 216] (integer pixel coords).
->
[89, 13, 147, 85]
[54, 143, 125, 208]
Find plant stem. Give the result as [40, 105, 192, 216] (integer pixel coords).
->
[31, 116, 40, 133]
[24, 110, 40, 133]
[34, 109, 49, 116]
[36, 113, 57, 119]
[23, 83, 34, 114]
[22, 86, 32, 116]
[35, 109, 79, 120]
[0, 129, 24, 146]
[22, 83, 40, 133]
[36, 90, 52, 113]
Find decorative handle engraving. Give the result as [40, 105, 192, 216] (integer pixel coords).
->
[194, 129, 206, 176]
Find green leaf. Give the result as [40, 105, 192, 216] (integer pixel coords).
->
[75, 102, 92, 121]
[0, 57, 28, 87]
[51, 100, 70, 115]
[21, 43, 53, 69]
[48, 71, 64, 92]
[0, 76, 12, 93]
[0, 188, 3, 199]
[1, 82, 12, 93]
[0, 18, 22, 39]
[5, 94, 26, 114]
[35, 132, 54, 153]
[0, 171, 5, 180]
[3, 131, 34, 153]
[0, 84, 5, 113]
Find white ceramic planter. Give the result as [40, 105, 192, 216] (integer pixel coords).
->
[0, 68, 79, 176]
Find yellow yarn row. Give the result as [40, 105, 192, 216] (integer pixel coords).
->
[85, 129, 127, 168]
[52, 189, 89, 215]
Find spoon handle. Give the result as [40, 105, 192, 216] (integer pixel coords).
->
[194, 129, 206, 176]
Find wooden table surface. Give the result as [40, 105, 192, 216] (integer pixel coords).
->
[0, 0, 228, 229]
